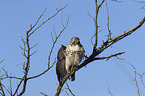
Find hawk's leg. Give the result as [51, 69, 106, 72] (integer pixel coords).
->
[71, 65, 77, 73]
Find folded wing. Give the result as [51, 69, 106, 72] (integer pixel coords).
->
[56, 45, 67, 84]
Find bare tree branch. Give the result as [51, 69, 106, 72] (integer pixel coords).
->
[28, 8, 46, 35]
[65, 82, 75, 96]
[94, 0, 105, 48]
[140, 72, 145, 88]
[16, 30, 31, 96]
[40, 92, 48, 96]
[27, 59, 56, 80]
[125, 62, 141, 96]
[87, 10, 95, 22]
[108, 86, 113, 96]
[93, 51, 125, 61]
[55, 16, 145, 96]
[96, 16, 145, 55]
[124, 62, 145, 96]
[28, 4, 68, 37]
[131, 0, 145, 9]
[1, 75, 22, 80]
[0, 81, 11, 95]
[8, 78, 13, 96]
[13, 78, 23, 96]
[106, 0, 112, 40]
[131, 0, 145, 3]
[140, 4, 145, 9]
[0, 5, 68, 96]
[27, 15, 69, 80]
[111, 0, 122, 2]
[0, 80, 5, 96]
[0, 59, 4, 64]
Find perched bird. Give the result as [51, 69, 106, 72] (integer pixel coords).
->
[56, 37, 85, 83]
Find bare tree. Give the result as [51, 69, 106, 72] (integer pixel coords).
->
[0, 4, 69, 96]
[0, 0, 145, 96]
[55, 0, 145, 95]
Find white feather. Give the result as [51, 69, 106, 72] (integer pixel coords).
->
[65, 44, 85, 73]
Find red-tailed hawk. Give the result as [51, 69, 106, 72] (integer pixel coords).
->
[56, 37, 85, 83]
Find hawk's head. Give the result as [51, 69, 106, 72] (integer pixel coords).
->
[70, 37, 80, 45]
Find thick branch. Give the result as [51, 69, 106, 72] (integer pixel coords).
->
[55, 16, 145, 96]
[96, 16, 145, 54]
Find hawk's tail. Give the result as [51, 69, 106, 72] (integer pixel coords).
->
[71, 73, 75, 81]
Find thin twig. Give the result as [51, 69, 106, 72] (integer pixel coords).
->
[125, 62, 140, 96]
[140, 72, 145, 88]
[0, 59, 4, 64]
[111, 0, 122, 2]
[94, 0, 105, 48]
[1, 82, 11, 95]
[93, 51, 125, 61]
[0, 81, 5, 96]
[29, 4, 68, 37]
[87, 10, 95, 22]
[131, 0, 145, 3]
[65, 82, 75, 96]
[106, 0, 112, 40]
[27, 8, 47, 34]
[108, 86, 113, 96]
[40, 92, 48, 96]
[9, 78, 13, 95]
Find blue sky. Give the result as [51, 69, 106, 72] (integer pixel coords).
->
[0, 0, 145, 96]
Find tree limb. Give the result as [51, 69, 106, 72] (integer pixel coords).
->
[55, 16, 145, 96]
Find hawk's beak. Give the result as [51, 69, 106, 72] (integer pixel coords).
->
[76, 40, 80, 44]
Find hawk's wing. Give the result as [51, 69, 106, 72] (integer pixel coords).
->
[56, 45, 67, 83]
